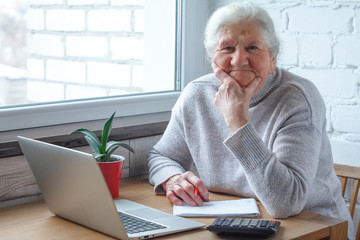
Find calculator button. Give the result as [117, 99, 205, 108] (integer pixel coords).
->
[249, 220, 259, 228]
[240, 219, 251, 227]
[223, 218, 233, 226]
[214, 218, 224, 226]
[269, 220, 277, 227]
[231, 218, 243, 227]
[260, 220, 269, 227]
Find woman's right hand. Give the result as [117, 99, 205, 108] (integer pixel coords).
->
[212, 62, 261, 132]
[162, 171, 209, 206]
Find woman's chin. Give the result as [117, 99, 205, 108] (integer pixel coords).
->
[230, 70, 255, 87]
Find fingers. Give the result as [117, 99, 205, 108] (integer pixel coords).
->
[186, 172, 210, 203]
[244, 76, 262, 96]
[216, 75, 261, 100]
[213, 72, 262, 132]
[165, 185, 185, 206]
[212, 63, 234, 85]
[212, 62, 261, 92]
[163, 172, 209, 207]
[166, 183, 198, 207]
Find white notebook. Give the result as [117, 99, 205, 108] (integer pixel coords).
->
[173, 198, 260, 218]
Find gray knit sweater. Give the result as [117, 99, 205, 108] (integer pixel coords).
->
[147, 67, 355, 239]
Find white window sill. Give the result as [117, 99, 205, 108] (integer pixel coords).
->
[0, 91, 178, 132]
[0, 111, 171, 158]
[1, 110, 171, 142]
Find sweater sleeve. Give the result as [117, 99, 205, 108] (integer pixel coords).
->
[147, 92, 194, 194]
[224, 123, 322, 218]
[223, 82, 325, 218]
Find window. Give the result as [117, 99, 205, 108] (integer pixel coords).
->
[0, 0, 211, 132]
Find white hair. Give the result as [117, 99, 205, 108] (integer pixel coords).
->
[204, 1, 280, 61]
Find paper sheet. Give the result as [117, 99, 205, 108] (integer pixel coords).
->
[173, 198, 260, 218]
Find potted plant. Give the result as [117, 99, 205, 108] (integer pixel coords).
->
[70, 111, 135, 198]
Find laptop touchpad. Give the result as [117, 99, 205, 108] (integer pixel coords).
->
[126, 208, 170, 220]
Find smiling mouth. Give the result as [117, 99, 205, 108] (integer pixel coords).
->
[230, 69, 256, 76]
[230, 69, 255, 73]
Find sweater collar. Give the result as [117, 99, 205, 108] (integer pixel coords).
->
[250, 67, 282, 107]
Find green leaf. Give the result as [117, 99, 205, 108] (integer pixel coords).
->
[70, 111, 134, 162]
[71, 128, 101, 147]
[106, 141, 135, 154]
[107, 145, 120, 157]
[92, 153, 110, 162]
[101, 112, 116, 154]
[84, 135, 101, 154]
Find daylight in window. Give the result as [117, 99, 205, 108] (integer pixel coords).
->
[0, 0, 177, 108]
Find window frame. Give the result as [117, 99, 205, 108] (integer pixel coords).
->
[0, 0, 212, 133]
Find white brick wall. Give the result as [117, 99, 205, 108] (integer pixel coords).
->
[27, 80, 64, 102]
[67, 0, 108, 5]
[66, 84, 107, 100]
[335, 35, 360, 66]
[28, 0, 64, 5]
[46, 10, 85, 32]
[333, 105, 360, 134]
[27, 34, 64, 57]
[134, 9, 144, 32]
[300, 34, 332, 66]
[46, 60, 86, 83]
[26, 59, 44, 79]
[287, 6, 353, 34]
[269, 1, 360, 170]
[111, 0, 144, 6]
[27, 1, 144, 102]
[110, 37, 144, 60]
[66, 36, 108, 58]
[87, 62, 131, 87]
[290, 69, 354, 98]
[87, 10, 131, 32]
[27, 9, 44, 30]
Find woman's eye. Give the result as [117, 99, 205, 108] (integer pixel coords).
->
[222, 46, 234, 52]
[247, 45, 260, 52]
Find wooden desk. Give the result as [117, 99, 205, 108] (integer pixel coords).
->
[0, 179, 347, 240]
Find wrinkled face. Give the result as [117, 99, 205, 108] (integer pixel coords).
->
[212, 21, 276, 93]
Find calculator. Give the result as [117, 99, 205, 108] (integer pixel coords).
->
[206, 217, 281, 237]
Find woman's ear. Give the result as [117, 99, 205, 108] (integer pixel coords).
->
[269, 55, 277, 74]
[270, 50, 279, 73]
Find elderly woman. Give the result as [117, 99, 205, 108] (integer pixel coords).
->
[147, 1, 354, 239]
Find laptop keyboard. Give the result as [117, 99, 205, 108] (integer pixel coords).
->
[119, 212, 167, 234]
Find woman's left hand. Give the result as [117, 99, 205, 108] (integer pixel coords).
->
[162, 171, 209, 206]
[212, 62, 261, 132]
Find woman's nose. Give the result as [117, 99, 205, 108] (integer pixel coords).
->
[230, 48, 249, 67]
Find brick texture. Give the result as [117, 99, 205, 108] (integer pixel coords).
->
[27, 1, 144, 103]
[268, 2, 360, 169]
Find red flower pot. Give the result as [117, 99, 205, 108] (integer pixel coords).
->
[98, 155, 125, 199]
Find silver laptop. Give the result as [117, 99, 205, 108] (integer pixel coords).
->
[17, 136, 205, 240]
